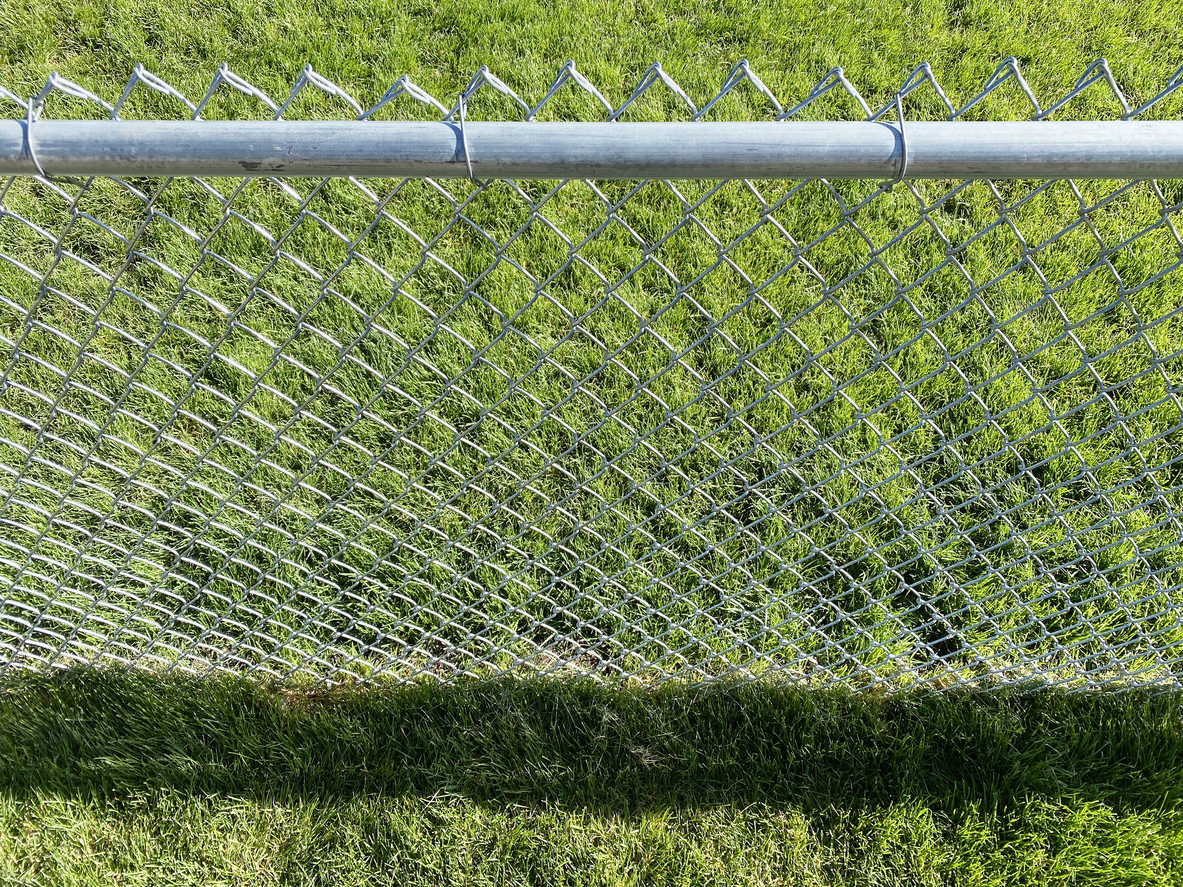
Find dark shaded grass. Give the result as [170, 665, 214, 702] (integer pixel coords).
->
[3, 672, 1182, 883]
[2, 670, 1181, 814]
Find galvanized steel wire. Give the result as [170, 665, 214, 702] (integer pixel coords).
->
[1, 59, 1183, 689]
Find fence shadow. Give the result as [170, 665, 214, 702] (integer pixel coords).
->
[1, 669, 1180, 814]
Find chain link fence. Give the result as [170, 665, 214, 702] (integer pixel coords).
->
[1, 59, 1183, 689]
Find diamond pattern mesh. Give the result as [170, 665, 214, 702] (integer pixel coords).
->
[2, 59, 1183, 688]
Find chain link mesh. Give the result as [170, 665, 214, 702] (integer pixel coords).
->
[2, 59, 1183, 689]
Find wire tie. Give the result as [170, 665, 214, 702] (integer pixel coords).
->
[24, 99, 46, 178]
[457, 93, 474, 180]
[886, 92, 908, 187]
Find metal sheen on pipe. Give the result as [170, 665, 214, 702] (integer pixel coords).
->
[2, 120, 1183, 179]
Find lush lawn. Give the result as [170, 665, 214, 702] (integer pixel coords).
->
[0, 671, 1182, 885]
[2, 0, 1183, 882]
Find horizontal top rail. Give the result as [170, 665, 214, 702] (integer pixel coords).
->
[3, 120, 1183, 179]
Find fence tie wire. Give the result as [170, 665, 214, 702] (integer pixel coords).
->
[457, 93, 474, 180]
[23, 99, 46, 178]
[886, 92, 908, 187]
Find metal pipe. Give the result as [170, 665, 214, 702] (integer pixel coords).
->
[2, 120, 1182, 179]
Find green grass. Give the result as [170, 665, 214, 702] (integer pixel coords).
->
[0, 671, 1182, 884]
[3, 0, 1183, 881]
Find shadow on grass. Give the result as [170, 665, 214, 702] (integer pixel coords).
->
[0, 669, 1180, 813]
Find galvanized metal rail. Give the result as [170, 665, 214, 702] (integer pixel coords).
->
[3, 120, 1183, 179]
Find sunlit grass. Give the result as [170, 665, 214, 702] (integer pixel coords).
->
[3, 3, 1183, 881]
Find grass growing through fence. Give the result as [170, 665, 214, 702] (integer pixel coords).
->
[3, 0, 1183, 881]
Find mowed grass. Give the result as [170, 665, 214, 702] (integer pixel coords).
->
[0, 671, 1182, 885]
[3, 0, 1183, 882]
